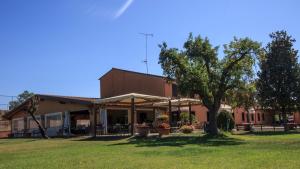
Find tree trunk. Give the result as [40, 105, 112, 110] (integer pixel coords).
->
[29, 112, 49, 139]
[208, 108, 219, 135]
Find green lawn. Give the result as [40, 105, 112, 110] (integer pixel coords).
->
[1, 132, 300, 169]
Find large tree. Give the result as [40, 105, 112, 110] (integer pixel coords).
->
[9, 91, 34, 110]
[257, 31, 300, 130]
[159, 33, 261, 135]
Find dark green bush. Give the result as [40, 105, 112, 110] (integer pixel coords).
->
[217, 111, 235, 131]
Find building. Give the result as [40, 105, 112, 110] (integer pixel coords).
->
[5, 95, 96, 137]
[0, 110, 11, 138]
[232, 107, 274, 125]
[100, 68, 208, 125]
[4, 67, 300, 137]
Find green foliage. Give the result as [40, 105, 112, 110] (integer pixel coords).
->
[217, 111, 235, 131]
[156, 114, 169, 122]
[257, 30, 300, 122]
[9, 90, 34, 110]
[159, 33, 261, 134]
[179, 112, 195, 124]
[226, 82, 256, 123]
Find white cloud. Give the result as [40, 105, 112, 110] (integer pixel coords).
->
[114, 0, 134, 19]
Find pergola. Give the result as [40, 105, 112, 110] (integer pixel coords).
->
[154, 98, 202, 124]
[92, 93, 202, 136]
[94, 93, 169, 135]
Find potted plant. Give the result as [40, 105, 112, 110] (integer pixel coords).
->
[154, 114, 170, 137]
[136, 123, 150, 137]
[156, 123, 170, 137]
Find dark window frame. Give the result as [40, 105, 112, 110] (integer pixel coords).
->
[242, 112, 245, 122]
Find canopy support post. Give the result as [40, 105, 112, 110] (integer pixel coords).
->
[131, 97, 135, 135]
[189, 102, 192, 125]
[168, 100, 172, 126]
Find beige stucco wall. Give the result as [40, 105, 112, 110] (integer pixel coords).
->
[11, 100, 91, 119]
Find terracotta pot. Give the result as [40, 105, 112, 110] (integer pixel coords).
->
[157, 127, 170, 137]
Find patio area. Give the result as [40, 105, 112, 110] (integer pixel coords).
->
[90, 93, 202, 137]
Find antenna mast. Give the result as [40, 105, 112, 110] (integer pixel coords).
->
[140, 33, 153, 74]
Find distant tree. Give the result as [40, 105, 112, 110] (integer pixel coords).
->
[159, 33, 261, 135]
[9, 91, 34, 110]
[257, 30, 300, 130]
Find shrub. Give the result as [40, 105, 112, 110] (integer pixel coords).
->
[180, 112, 195, 124]
[217, 111, 235, 131]
[180, 125, 193, 134]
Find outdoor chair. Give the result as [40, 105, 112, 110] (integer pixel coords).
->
[32, 129, 41, 137]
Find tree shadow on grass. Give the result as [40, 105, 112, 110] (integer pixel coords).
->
[109, 134, 245, 147]
[75, 135, 131, 141]
[236, 131, 300, 136]
[0, 138, 38, 145]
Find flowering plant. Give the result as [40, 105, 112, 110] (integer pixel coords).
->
[158, 123, 170, 129]
[180, 125, 193, 134]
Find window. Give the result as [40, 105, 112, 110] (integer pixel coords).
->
[12, 118, 24, 132]
[207, 111, 210, 122]
[0, 121, 10, 131]
[251, 114, 254, 121]
[242, 112, 245, 122]
[232, 113, 235, 118]
[172, 84, 178, 97]
[46, 113, 62, 128]
[257, 113, 261, 121]
[262, 113, 265, 121]
[76, 120, 90, 128]
[27, 116, 41, 129]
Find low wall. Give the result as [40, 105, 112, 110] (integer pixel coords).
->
[0, 131, 11, 138]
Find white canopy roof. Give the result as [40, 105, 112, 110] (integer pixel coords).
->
[153, 98, 202, 107]
[95, 93, 169, 105]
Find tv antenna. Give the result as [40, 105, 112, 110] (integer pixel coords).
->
[140, 33, 153, 74]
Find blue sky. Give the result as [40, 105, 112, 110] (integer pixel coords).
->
[0, 0, 299, 108]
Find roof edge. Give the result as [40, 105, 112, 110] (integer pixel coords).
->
[98, 67, 173, 80]
[5, 94, 98, 119]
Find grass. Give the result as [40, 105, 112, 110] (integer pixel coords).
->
[0, 132, 300, 169]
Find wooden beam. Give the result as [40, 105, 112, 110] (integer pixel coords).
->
[131, 98, 135, 135]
